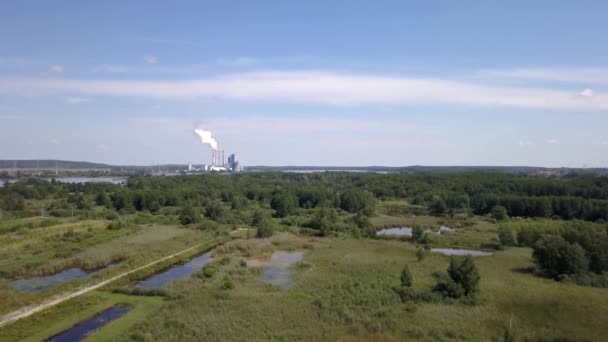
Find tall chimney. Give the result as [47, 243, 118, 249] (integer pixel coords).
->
[212, 149, 216, 166]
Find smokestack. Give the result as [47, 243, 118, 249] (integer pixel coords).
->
[222, 150, 225, 167]
[212, 149, 216, 166]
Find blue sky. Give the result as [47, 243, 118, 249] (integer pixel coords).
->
[1, 1, 607, 167]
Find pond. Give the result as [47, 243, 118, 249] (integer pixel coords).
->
[261, 251, 304, 290]
[133, 251, 212, 290]
[47, 305, 131, 342]
[430, 248, 493, 256]
[11, 264, 120, 293]
[376, 227, 412, 237]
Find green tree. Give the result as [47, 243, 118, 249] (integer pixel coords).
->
[94, 191, 112, 207]
[430, 198, 447, 215]
[179, 205, 199, 225]
[447, 256, 480, 296]
[400, 265, 413, 288]
[412, 226, 425, 242]
[270, 192, 297, 218]
[490, 205, 509, 221]
[205, 201, 226, 221]
[253, 210, 275, 238]
[532, 235, 588, 278]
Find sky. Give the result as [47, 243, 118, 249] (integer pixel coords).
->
[1, 1, 607, 167]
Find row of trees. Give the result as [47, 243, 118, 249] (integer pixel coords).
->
[2, 172, 607, 224]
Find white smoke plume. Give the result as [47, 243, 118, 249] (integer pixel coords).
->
[194, 128, 218, 150]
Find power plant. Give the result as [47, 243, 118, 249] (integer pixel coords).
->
[193, 128, 239, 172]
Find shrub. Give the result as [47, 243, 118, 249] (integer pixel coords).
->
[447, 256, 480, 296]
[532, 235, 588, 279]
[253, 210, 275, 238]
[199, 265, 217, 278]
[432, 273, 465, 299]
[497, 225, 517, 246]
[411, 226, 425, 242]
[179, 206, 199, 225]
[400, 265, 413, 288]
[222, 276, 234, 290]
[416, 248, 428, 262]
[490, 205, 508, 221]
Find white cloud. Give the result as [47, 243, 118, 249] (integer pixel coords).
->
[144, 55, 158, 65]
[547, 139, 560, 145]
[97, 143, 109, 151]
[49, 65, 64, 73]
[481, 67, 608, 85]
[1, 70, 608, 110]
[519, 140, 533, 148]
[49, 138, 60, 144]
[601, 141, 608, 145]
[66, 97, 89, 104]
[580, 88, 593, 97]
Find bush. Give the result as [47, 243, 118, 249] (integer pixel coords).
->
[411, 226, 425, 242]
[253, 210, 275, 238]
[490, 205, 508, 221]
[433, 275, 465, 299]
[497, 225, 517, 246]
[532, 235, 588, 279]
[433, 256, 480, 299]
[447, 256, 480, 296]
[400, 265, 413, 288]
[222, 276, 234, 290]
[198, 265, 217, 278]
[179, 206, 199, 225]
[416, 248, 428, 262]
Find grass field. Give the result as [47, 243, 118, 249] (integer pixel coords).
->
[1, 215, 607, 341]
[112, 233, 608, 341]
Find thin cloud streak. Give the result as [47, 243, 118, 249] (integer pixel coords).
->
[481, 67, 608, 85]
[0, 70, 606, 110]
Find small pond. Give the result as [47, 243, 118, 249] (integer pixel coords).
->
[431, 248, 493, 256]
[11, 263, 120, 293]
[261, 251, 304, 290]
[376, 227, 412, 237]
[133, 251, 212, 290]
[47, 305, 131, 342]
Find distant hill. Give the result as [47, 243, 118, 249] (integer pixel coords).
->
[245, 165, 608, 175]
[0, 160, 113, 169]
[2, 160, 607, 176]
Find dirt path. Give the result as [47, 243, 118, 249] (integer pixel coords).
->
[0, 235, 233, 328]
